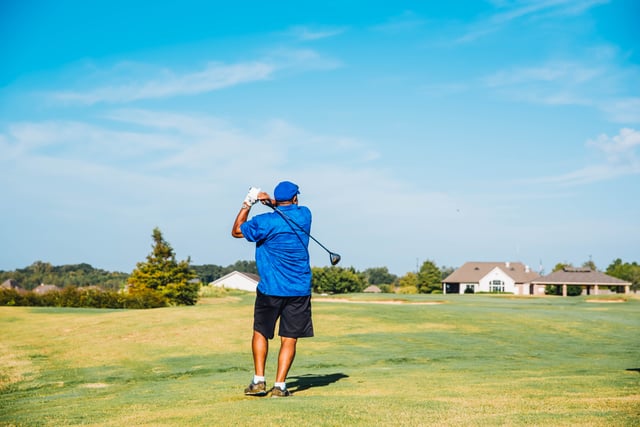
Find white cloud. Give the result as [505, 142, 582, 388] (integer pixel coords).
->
[286, 25, 348, 41]
[46, 48, 343, 107]
[50, 61, 275, 105]
[0, 109, 464, 273]
[482, 61, 605, 107]
[532, 128, 640, 185]
[481, 57, 639, 122]
[372, 10, 426, 33]
[263, 47, 343, 71]
[602, 98, 640, 124]
[484, 61, 602, 87]
[456, 0, 609, 43]
[587, 127, 640, 162]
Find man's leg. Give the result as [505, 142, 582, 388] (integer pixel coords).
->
[275, 336, 297, 383]
[244, 330, 269, 396]
[252, 330, 268, 377]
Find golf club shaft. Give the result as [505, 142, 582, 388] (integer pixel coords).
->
[263, 200, 335, 256]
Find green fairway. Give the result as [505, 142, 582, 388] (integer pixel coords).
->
[1, 294, 639, 426]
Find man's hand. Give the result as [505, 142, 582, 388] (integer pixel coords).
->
[257, 191, 275, 207]
[244, 187, 261, 207]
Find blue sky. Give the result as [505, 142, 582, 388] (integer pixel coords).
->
[1, 0, 639, 276]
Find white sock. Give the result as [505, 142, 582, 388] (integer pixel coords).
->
[274, 382, 286, 390]
[253, 375, 265, 383]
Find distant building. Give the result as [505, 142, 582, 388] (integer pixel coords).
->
[442, 261, 542, 295]
[531, 267, 631, 296]
[209, 271, 259, 292]
[1, 279, 24, 293]
[363, 285, 382, 293]
[33, 284, 62, 294]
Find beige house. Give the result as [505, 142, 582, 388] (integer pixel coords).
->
[33, 284, 62, 294]
[1, 279, 23, 291]
[363, 285, 382, 293]
[442, 261, 542, 295]
[531, 267, 631, 296]
[209, 271, 259, 292]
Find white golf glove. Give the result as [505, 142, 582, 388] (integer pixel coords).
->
[243, 187, 261, 207]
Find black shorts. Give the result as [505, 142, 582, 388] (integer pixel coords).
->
[253, 290, 314, 339]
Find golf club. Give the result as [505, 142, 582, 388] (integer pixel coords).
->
[262, 199, 341, 266]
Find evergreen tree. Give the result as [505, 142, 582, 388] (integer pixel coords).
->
[417, 260, 442, 293]
[128, 228, 199, 305]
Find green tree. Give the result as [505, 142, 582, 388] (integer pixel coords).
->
[128, 227, 199, 305]
[606, 258, 640, 292]
[417, 260, 441, 293]
[440, 265, 455, 281]
[191, 264, 226, 284]
[226, 260, 258, 275]
[0, 262, 128, 291]
[363, 267, 397, 286]
[582, 259, 598, 271]
[552, 262, 571, 272]
[395, 272, 418, 293]
[312, 266, 365, 294]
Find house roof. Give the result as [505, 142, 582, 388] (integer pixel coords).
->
[1, 279, 21, 290]
[531, 267, 630, 285]
[443, 261, 539, 284]
[209, 271, 259, 286]
[33, 284, 62, 294]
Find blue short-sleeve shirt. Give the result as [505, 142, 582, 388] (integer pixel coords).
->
[240, 205, 312, 297]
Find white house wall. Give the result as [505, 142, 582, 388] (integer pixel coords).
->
[212, 274, 257, 292]
[460, 283, 477, 294]
[478, 268, 516, 293]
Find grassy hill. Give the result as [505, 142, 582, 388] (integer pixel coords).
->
[1, 293, 639, 426]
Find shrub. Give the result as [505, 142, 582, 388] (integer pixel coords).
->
[397, 286, 418, 294]
[123, 288, 168, 309]
[0, 289, 22, 306]
[0, 286, 168, 309]
[199, 285, 229, 298]
[378, 284, 394, 293]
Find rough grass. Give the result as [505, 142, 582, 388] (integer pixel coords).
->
[1, 294, 639, 426]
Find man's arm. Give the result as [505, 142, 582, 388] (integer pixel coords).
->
[231, 204, 251, 238]
[231, 190, 272, 238]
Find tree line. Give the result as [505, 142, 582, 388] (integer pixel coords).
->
[0, 260, 257, 292]
[2, 227, 638, 308]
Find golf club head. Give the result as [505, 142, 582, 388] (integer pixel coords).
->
[330, 252, 341, 266]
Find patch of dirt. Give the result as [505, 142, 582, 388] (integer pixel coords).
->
[81, 383, 109, 388]
[585, 299, 626, 303]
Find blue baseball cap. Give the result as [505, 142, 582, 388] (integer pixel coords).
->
[274, 181, 300, 201]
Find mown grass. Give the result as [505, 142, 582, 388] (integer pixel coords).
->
[1, 294, 639, 426]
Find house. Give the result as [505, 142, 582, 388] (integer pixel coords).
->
[442, 261, 542, 295]
[209, 271, 259, 292]
[531, 267, 631, 297]
[33, 284, 62, 294]
[363, 285, 382, 293]
[1, 279, 23, 292]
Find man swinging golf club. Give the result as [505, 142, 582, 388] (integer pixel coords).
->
[231, 181, 314, 398]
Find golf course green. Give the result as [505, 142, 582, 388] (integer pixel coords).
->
[1, 293, 638, 426]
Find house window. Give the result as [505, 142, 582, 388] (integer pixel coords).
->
[490, 280, 504, 293]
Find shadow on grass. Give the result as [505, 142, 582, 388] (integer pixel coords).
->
[626, 368, 640, 374]
[287, 373, 349, 393]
